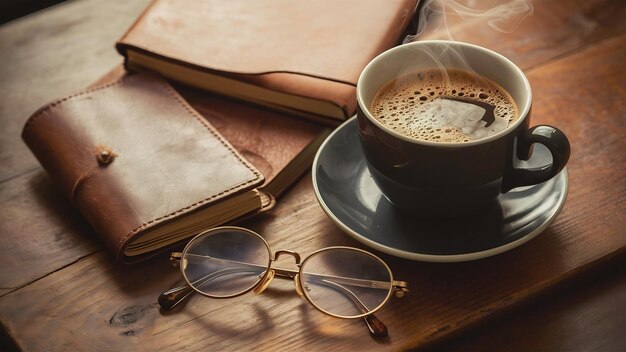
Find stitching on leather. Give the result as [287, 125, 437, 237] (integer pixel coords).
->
[23, 74, 263, 251]
[23, 80, 125, 130]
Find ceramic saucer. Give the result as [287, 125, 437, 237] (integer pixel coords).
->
[312, 117, 568, 262]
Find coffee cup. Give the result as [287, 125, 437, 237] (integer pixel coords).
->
[356, 40, 570, 216]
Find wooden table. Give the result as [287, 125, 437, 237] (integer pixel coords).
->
[1, 0, 624, 350]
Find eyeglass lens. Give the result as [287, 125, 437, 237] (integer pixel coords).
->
[182, 228, 270, 297]
[300, 248, 392, 318]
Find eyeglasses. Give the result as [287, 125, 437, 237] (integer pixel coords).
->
[158, 226, 408, 337]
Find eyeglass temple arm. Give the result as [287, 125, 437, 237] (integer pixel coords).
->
[157, 254, 316, 310]
[270, 268, 390, 336]
[310, 278, 391, 337]
[158, 265, 261, 310]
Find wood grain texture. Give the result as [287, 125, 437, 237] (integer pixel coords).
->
[0, 169, 101, 293]
[0, 0, 625, 351]
[437, 267, 626, 351]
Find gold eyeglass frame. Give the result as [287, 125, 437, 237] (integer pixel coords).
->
[159, 226, 409, 337]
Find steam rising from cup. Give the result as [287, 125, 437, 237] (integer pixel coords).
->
[404, 0, 534, 43]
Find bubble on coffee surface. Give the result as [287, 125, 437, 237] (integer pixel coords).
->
[371, 69, 518, 143]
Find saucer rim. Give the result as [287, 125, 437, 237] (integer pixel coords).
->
[312, 116, 569, 263]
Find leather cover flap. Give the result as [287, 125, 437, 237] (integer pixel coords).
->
[118, 0, 419, 84]
[22, 73, 263, 260]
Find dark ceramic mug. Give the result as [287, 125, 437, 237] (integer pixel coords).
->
[356, 40, 570, 216]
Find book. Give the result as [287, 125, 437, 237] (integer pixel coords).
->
[22, 73, 328, 262]
[116, 0, 420, 123]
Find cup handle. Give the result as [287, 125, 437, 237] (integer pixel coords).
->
[501, 125, 571, 192]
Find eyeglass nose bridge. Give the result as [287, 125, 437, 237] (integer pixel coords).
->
[271, 249, 301, 264]
[253, 250, 302, 295]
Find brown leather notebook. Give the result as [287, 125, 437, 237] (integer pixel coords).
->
[22, 73, 326, 263]
[116, 0, 419, 123]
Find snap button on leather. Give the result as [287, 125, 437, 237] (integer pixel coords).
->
[95, 145, 116, 166]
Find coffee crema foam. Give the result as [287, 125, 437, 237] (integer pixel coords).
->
[371, 69, 518, 143]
